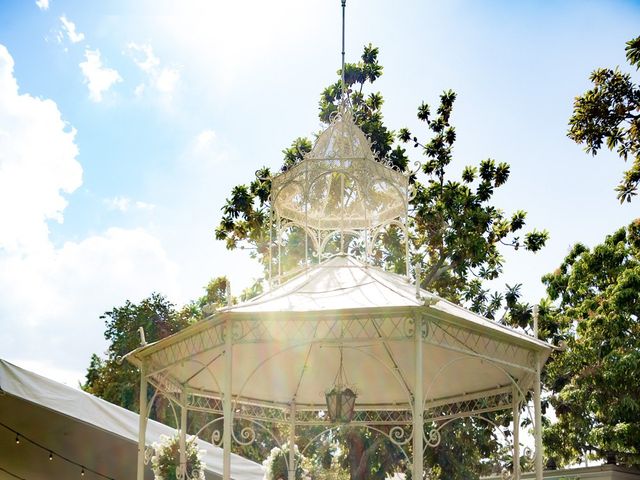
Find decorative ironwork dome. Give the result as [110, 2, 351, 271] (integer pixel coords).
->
[271, 108, 410, 232]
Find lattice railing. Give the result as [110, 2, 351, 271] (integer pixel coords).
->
[231, 314, 418, 344]
[426, 317, 535, 372]
[146, 321, 225, 375]
[425, 388, 513, 422]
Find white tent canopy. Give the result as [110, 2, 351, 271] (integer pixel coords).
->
[0, 359, 265, 480]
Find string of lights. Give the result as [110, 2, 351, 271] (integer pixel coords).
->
[0, 466, 28, 480]
[0, 421, 115, 480]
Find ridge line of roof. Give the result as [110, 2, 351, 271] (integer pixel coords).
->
[357, 264, 424, 306]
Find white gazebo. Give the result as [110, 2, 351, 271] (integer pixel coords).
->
[126, 100, 552, 480]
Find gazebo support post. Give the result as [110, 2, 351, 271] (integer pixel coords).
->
[404, 220, 410, 279]
[288, 402, 296, 480]
[534, 352, 543, 480]
[179, 387, 187, 479]
[137, 361, 148, 480]
[512, 384, 520, 480]
[533, 304, 543, 480]
[223, 318, 233, 480]
[268, 208, 273, 289]
[412, 315, 424, 480]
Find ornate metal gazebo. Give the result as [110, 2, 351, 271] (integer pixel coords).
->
[126, 105, 551, 480]
[126, 4, 551, 479]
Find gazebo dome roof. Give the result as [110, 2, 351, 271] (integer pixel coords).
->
[127, 255, 550, 411]
[270, 109, 410, 231]
[221, 254, 549, 349]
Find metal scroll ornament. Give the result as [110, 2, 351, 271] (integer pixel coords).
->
[424, 427, 441, 447]
[389, 425, 412, 446]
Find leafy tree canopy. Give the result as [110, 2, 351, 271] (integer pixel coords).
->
[83, 292, 197, 423]
[568, 36, 640, 203]
[541, 219, 640, 467]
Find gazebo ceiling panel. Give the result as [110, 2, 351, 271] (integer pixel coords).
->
[145, 337, 532, 409]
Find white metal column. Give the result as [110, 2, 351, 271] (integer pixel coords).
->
[413, 315, 424, 480]
[512, 384, 520, 480]
[288, 402, 296, 480]
[179, 387, 187, 480]
[404, 219, 410, 278]
[534, 353, 544, 480]
[137, 361, 148, 480]
[223, 318, 233, 480]
[532, 305, 543, 480]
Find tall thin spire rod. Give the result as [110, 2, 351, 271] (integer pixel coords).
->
[341, 0, 346, 98]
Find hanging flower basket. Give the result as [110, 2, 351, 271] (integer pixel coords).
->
[151, 434, 205, 480]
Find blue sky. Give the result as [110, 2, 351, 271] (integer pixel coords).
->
[0, 0, 638, 386]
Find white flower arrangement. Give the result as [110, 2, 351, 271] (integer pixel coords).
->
[151, 434, 206, 480]
[263, 442, 311, 480]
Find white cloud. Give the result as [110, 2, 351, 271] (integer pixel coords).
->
[0, 44, 180, 386]
[127, 42, 180, 97]
[195, 129, 217, 152]
[59, 15, 85, 44]
[0, 44, 82, 254]
[135, 200, 155, 211]
[79, 48, 122, 102]
[35, 0, 49, 11]
[155, 67, 180, 93]
[0, 228, 180, 382]
[105, 196, 130, 211]
[104, 196, 155, 212]
[134, 83, 145, 96]
[187, 128, 229, 166]
[127, 42, 159, 73]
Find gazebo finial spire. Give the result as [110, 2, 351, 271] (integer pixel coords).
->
[341, 0, 347, 101]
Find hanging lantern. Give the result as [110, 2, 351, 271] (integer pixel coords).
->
[325, 347, 357, 423]
[325, 386, 357, 423]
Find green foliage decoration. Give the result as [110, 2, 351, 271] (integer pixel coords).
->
[151, 434, 205, 480]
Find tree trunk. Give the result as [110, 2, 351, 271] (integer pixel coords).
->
[346, 430, 366, 480]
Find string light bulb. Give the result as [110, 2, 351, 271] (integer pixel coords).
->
[2, 423, 114, 479]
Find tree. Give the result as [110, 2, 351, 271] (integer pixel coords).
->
[215, 44, 548, 479]
[568, 36, 640, 203]
[83, 292, 196, 424]
[85, 275, 236, 413]
[399, 91, 547, 313]
[541, 219, 640, 467]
